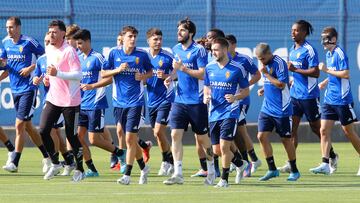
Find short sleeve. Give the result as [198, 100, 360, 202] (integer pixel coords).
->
[306, 49, 319, 68]
[196, 46, 208, 68]
[103, 50, 114, 70]
[203, 67, 210, 86]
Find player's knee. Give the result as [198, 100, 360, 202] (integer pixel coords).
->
[257, 133, 265, 142]
[125, 134, 136, 146]
[213, 148, 221, 156]
[319, 127, 328, 137]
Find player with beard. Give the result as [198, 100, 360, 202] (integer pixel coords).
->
[163, 18, 216, 185]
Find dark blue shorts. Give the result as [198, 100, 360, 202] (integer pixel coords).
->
[53, 114, 64, 129]
[12, 90, 37, 121]
[321, 103, 357, 126]
[169, 103, 208, 135]
[149, 102, 171, 128]
[258, 112, 292, 138]
[237, 104, 249, 126]
[113, 106, 142, 133]
[78, 109, 105, 133]
[292, 97, 320, 122]
[209, 118, 237, 145]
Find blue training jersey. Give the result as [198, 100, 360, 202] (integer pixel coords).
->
[2, 35, 44, 93]
[261, 55, 292, 118]
[232, 52, 258, 105]
[204, 59, 249, 122]
[172, 41, 207, 104]
[324, 46, 353, 105]
[80, 49, 108, 110]
[289, 41, 320, 99]
[34, 54, 48, 104]
[103, 47, 153, 108]
[146, 48, 174, 108]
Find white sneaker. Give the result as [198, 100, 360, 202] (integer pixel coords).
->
[3, 162, 18, 173]
[61, 163, 76, 176]
[330, 154, 339, 174]
[214, 179, 229, 188]
[167, 164, 174, 176]
[235, 160, 248, 184]
[204, 172, 216, 185]
[117, 175, 131, 185]
[44, 163, 62, 180]
[309, 163, 330, 175]
[72, 170, 85, 182]
[229, 162, 236, 173]
[5, 151, 16, 166]
[278, 161, 291, 173]
[251, 159, 262, 174]
[42, 158, 51, 174]
[163, 175, 184, 185]
[158, 162, 170, 176]
[139, 165, 150, 184]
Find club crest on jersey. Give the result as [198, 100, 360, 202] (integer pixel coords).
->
[269, 68, 273, 74]
[135, 57, 140, 65]
[86, 61, 91, 68]
[19, 46, 23, 53]
[225, 71, 230, 79]
[296, 52, 300, 59]
[187, 52, 191, 59]
[158, 59, 163, 67]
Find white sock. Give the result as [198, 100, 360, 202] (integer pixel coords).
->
[206, 160, 215, 175]
[174, 161, 183, 176]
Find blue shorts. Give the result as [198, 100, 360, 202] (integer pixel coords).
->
[113, 106, 142, 133]
[12, 90, 37, 121]
[292, 97, 320, 122]
[258, 112, 292, 138]
[53, 114, 64, 129]
[149, 102, 171, 128]
[321, 103, 357, 126]
[237, 104, 249, 126]
[78, 109, 105, 133]
[169, 103, 208, 135]
[209, 118, 237, 145]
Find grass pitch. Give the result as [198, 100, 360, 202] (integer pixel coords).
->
[0, 143, 360, 203]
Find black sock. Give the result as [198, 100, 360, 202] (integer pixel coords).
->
[248, 148, 258, 162]
[221, 168, 230, 182]
[137, 158, 146, 170]
[329, 147, 336, 159]
[68, 150, 75, 163]
[138, 139, 148, 149]
[113, 147, 124, 157]
[322, 157, 329, 164]
[4, 140, 15, 152]
[167, 151, 174, 164]
[62, 151, 74, 165]
[240, 150, 249, 162]
[199, 158, 207, 171]
[85, 159, 98, 172]
[74, 148, 84, 172]
[12, 152, 21, 167]
[38, 145, 49, 158]
[125, 165, 133, 176]
[266, 156, 277, 171]
[162, 152, 167, 162]
[49, 152, 60, 165]
[289, 159, 299, 173]
[232, 151, 244, 167]
[214, 155, 220, 172]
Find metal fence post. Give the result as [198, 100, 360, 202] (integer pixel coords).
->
[339, 0, 347, 51]
[64, 0, 74, 25]
[206, 0, 215, 32]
